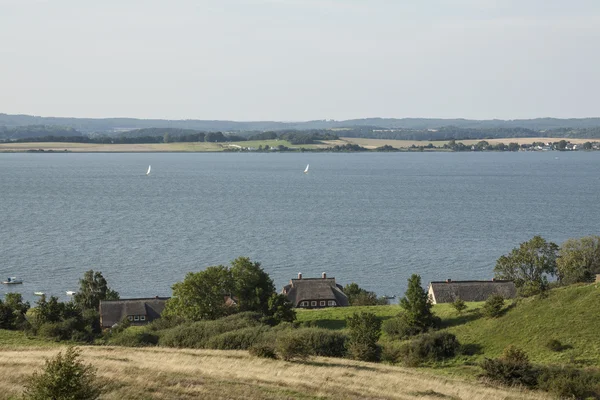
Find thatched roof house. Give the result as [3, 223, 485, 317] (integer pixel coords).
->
[427, 279, 516, 304]
[282, 273, 349, 308]
[99, 297, 169, 328]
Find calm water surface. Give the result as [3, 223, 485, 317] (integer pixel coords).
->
[1, 152, 599, 303]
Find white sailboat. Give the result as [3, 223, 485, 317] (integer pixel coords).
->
[304, 164, 309, 174]
[146, 165, 151, 176]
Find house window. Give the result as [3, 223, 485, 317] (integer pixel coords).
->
[301, 301, 308, 307]
[140, 315, 146, 321]
[320, 301, 325, 306]
[127, 316, 133, 322]
[311, 301, 317, 307]
[328, 300, 336, 306]
[134, 315, 140, 321]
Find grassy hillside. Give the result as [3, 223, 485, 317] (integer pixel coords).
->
[0, 346, 549, 400]
[297, 283, 600, 366]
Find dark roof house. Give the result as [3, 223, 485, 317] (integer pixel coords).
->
[427, 279, 516, 304]
[282, 273, 349, 308]
[99, 297, 169, 328]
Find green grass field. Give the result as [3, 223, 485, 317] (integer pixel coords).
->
[297, 283, 600, 367]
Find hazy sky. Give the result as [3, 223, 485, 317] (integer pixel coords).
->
[1, 0, 599, 121]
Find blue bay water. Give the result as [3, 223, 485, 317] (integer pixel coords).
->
[1, 152, 599, 303]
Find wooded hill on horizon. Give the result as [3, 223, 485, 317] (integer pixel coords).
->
[2, 113, 600, 141]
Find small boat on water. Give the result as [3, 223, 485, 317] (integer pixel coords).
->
[382, 295, 396, 300]
[66, 291, 76, 296]
[34, 292, 45, 296]
[2, 277, 23, 284]
[146, 165, 151, 176]
[304, 164, 309, 174]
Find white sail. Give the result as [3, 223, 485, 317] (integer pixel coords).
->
[146, 165, 151, 175]
[304, 164, 309, 173]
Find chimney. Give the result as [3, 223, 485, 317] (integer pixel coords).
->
[322, 272, 327, 279]
[298, 273, 302, 280]
[446, 279, 452, 283]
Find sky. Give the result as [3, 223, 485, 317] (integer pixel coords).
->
[1, 0, 599, 121]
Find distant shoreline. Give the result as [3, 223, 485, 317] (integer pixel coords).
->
[0, 137, 597, 153]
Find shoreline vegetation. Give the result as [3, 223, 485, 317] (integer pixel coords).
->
[0, 137, 599, 153]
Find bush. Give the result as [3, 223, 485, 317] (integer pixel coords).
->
[206, 326, 271, 350]
[159, 312, 263, 348]
[399, 332, 461, 367]
[292, 328, 347, 358]
[480, 345, 537, 388]
[482, 294, 505, 318]
[545, 339, 564, 352]
[537, 366, 600, 398]
[276, 332, 311, 361]
[108, 328, 159, 347]
[382, 313, 423, 340]
[380, 342, 404, 364]
[346, 312, 382, 362]
[36, 318, 84, 341]
[23, 347, 101, 400]
[249, 343, 277, 359]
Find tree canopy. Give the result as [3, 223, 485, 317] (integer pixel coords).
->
[556, 236, 600, 285]
[494, 235, 558, 296]
[73, 270, 119, 311]
[163, 257, 277, 321]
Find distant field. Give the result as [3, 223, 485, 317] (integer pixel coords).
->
[0, 346, 548, 400]
[341, 137, 594, 149]
[0, 142, 223, 152]
[0, 140, 332, 152]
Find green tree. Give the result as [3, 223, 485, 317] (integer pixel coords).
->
[346, 312, 382, 362]
[23, 347, 100, 400]
[482, 294, 505, 318]
[451, 298, 467, 314]
[494, 235, 558, 296]
[163, 132, 170, 143]
[35, 295, 63, 325]
[0, 293, 30, 329]
[230, 257, 275, 314]
[343, 283, 380, 306]
[73, 270, 119, 311]
[264, 293, 296, 325]
[557, 140, 568, 150]
[583, 142, 592, 150]
[399, 274, 437, 333]
[556, 236, 600, 284]
[508, 142, 520, 152]
[163, 265, 234, 321]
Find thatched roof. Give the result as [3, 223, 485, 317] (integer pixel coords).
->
[282, 277, 349, 307]
[428, 280, 516, 304]
[99, 297, 169, 327]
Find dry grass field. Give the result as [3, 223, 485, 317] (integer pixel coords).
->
[0, 346, 549, 400]
[0, 142, 225, 152]
[341, 137, 593, 149]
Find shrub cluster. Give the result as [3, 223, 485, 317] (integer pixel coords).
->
[481, 346, 600, 398]
[107, 328, 159, 347]
[399, 332, 461, 367]
[159, 312, 263, 348]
